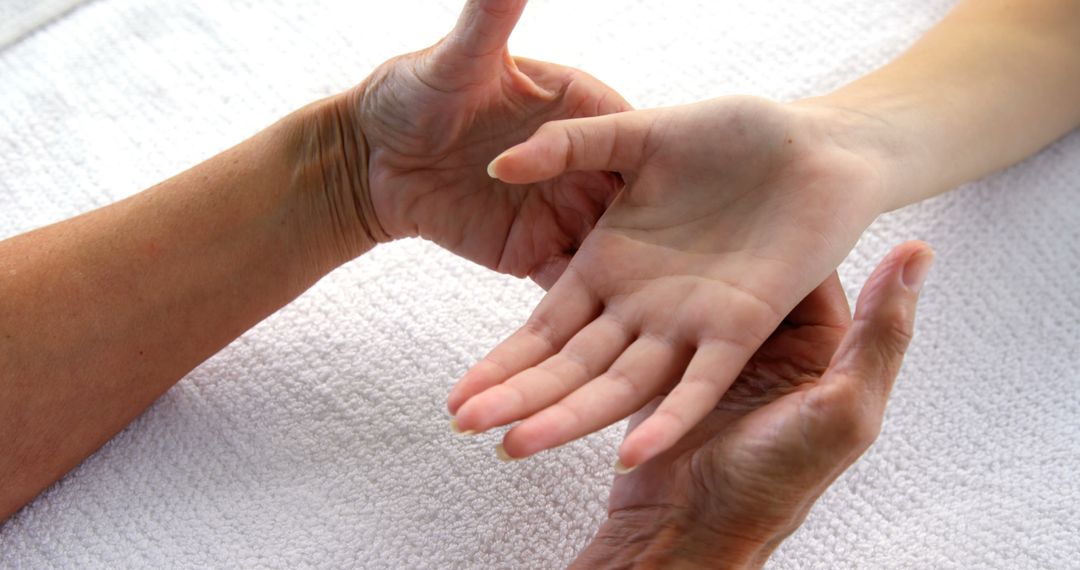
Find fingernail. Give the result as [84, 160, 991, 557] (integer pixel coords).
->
[487, 150, 511, 179]
[449, 418, 476, 436]
[901, 250, 935, 293]
[495, 444, 519, 462]
[488, 156, 503, 179]
[613, 460, 637, 475]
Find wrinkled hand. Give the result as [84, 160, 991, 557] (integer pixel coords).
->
[448, 96, 890, 468]
[344, 0, 629, 284]
[571, 242, 933, 569]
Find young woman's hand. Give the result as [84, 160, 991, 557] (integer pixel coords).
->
[448, 97, 892, 468]
[323, 0, 630, 284]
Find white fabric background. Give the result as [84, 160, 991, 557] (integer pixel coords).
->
[0, 0, 87, 49]
[1, 0, 1078, 568]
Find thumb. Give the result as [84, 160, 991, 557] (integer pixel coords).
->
[488, 111, 653, 184]
[425, 0, 526, 90]
[824, 240, 934, 404]
[445, 0, 527, 59]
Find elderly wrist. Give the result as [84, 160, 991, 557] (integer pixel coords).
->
[282, 87, 389, 267]
[572, 508, 779, 570]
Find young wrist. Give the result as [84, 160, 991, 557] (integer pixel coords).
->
[791, 94, 930, 214]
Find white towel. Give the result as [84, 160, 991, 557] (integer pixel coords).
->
[1, 0, 1077, 568]
[0, 0, 87, 49]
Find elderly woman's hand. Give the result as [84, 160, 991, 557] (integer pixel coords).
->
[310, 0, 629, 285]
[570, 241, 933, 569]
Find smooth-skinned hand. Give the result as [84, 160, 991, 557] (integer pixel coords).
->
[331, 0, 629, 286]
[571, 241, 933, 569]
[448, 96, 889, 469]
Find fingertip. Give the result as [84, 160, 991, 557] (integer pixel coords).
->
[613, 459, 637, 475]
[446, 392, 463, 416]
[495, 443, 522, 462]
[615, 423, 653, 470]
[856, 240, 934, 317]
[487, 145, 550, 184]
[616, 427, 663, 471]
[451, 396, 487, 434]
[889, 240, 933, 281]
[486, 157, 502, 180]
[446, 380, 472, 416]
[900, 246, 935, 294]
[487, 146, 519, 180]
[486, 149, 532, 182]
[449, 417, 477, 436]
[499, 427, 535, 461]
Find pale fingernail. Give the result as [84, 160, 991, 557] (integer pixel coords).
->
[495, 444, 519, 462]
[449, 418, 476, 436]
[613, 460, 637, 475]
[901, 250, 935, 293]
[487, 150, 511, 179]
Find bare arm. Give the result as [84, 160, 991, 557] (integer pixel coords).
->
[0, 0, 629, 522]
[811, 0, 1080, 210]
[0, 98, 367, 521]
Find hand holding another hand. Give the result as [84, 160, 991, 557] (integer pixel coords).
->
[329, 0, 629, 284]
[449, 97, 891, 469]
[571, 242, 932, 569]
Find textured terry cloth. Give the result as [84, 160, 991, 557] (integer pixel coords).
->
[1, 0, 1078, 568]
[0, 0, 89, 49]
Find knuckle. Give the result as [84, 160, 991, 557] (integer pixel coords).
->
[882, 316, 915, 354]
[549, 350, 591, 381]
[536, 120, 561, 139]
[521, 316, 557, 352]
[549, 401, 585, 432]
[650, 407, 687, 433]
[851, 303, 915, 363]
[605, 368, 643, 400]
[473, 356, 510, 382]
[562, 125, 586, 168]
[804, 383, 878, 451]
[493, 382, 527, 409]
[873, 302, 915, 346]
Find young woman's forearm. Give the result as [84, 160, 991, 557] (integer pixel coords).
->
[810, 0, 1080, 210]
[0, 94, 369, 521]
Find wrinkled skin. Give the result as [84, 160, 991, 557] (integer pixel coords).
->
[347, 0, 630, 285]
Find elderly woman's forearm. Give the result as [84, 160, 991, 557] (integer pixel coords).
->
[0, 94, 369, 521]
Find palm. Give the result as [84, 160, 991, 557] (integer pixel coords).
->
[355, 4, 628, 284]
[574, 98, 870, 307]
